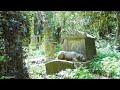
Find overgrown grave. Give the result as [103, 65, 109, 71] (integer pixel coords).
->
[45, 30, 96, 75]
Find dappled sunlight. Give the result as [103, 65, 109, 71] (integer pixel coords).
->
[1, 11, 120, 79]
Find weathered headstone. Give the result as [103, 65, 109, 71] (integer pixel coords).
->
[45, 59, 90, 75]
[43, 18, 54, 60]
[45, 39, 54, 60]
[62, 30, 96, 60]
[45, 60, 75, 75]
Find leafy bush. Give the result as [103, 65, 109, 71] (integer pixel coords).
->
[89, 47, 120, 79]
[28, 63, 46, 79]
[0, 55, 7, 62]
[27, 59, 94, 79]
[101, 58, 120, 78]
[27, 49, 45, 59]
[27, 40, 120, 79]
[0, 76, 8, 79]
[54, 44, 62, 58]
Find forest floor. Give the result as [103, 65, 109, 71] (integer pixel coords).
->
[25, 40, 117, 79]
[25, 57, 111, 79]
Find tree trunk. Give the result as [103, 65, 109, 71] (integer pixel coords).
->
[116, 11, 120, 44]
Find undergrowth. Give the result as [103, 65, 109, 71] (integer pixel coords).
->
[46, 65, 94, 79]
[89, 41, 120, 79]
[27, 39, 120, 79]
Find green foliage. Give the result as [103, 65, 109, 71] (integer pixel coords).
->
[0, 55, 6, 62]
[20, 11, 34, 47]
[0, 11, 34, 46]
[89, 45, 120, 78]
[58, 66, 93, 79]
[0, 11, 34, 61]
[50, 11, 120, 37]
[54, 44, 62, 58]
[28, 63, 46, 79]
[27, 49, 45, 59]
[46, 65, 93, 79]
[101, 58, 120, 78]
[0, 76, 9, 79]
[34, 11, 44, 35]
[27, 39, 120, 79]
[27, 57, 94, 79]
[1, 11, 120, 79]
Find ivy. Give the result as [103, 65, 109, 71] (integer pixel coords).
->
[0, 11, 34, 78]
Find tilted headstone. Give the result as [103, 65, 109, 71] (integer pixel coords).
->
[45, 60, 75, 75]
[62, 30, 96, 60]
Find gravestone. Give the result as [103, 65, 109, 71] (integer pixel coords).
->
[45, 39, 54, 60]
[62, 30, 96, 60]
[45, 59, 89, 75]
[45, 60, 75, 75]
[43, 18, 54, 60]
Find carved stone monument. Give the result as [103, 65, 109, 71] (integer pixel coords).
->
[62, 30, 96, 60]
[43, 18, 54, 60]
[45, 30, 96, 75]
[45, 39, 54, 60]
[45, 60, 75, 75]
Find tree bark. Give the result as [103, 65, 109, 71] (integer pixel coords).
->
[115, 11, 120, 44]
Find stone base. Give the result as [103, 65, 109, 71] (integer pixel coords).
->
[45, 59, 89, 75]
